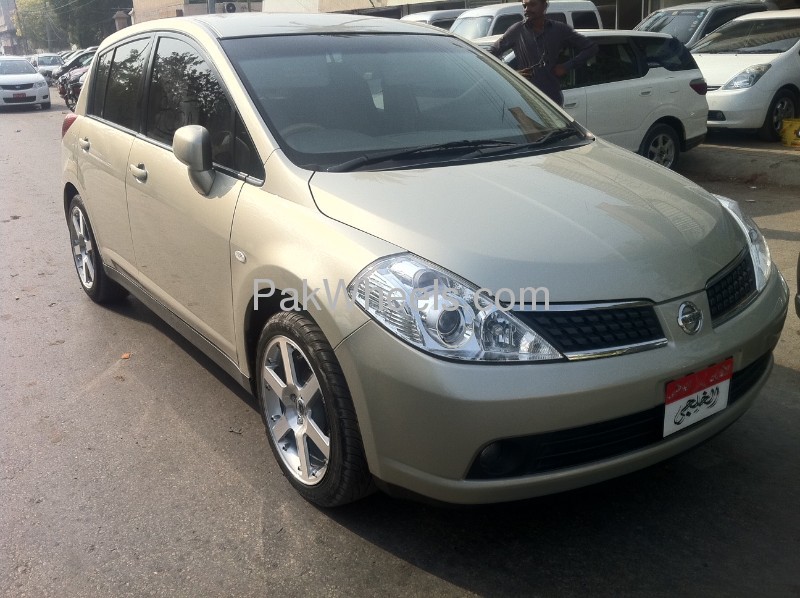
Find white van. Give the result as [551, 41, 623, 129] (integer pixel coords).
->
[450, 1, 603, 40]
[401, 9, 468, 30]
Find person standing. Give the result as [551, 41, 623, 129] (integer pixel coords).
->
[491, 0, 598, 106]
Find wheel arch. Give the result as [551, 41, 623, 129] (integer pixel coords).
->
[63, 183, 80, 219]
[651, 116, 686, 150]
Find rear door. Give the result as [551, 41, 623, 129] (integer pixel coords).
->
[74, 36, 153, 276]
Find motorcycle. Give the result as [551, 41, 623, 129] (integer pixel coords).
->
[58, 66, 88, 112]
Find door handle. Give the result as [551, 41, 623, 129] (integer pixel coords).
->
[564, 102, 578, 108]
[129, 163, 148, 182]
[640, 90, 653, 96]
[78, 137, 90, 151]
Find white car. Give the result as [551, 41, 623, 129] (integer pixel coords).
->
[480, 30, 709, 169]
[691, 9, 800, 140]
[0, 56, 51, 110]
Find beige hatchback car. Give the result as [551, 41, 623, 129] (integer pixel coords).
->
[62, 14, 788, 506]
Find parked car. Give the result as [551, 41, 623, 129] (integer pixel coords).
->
[30, 53, 64, 84]
[52, 48, 96, 80]
[450, 1, 602, 40]
[0, 56, 50, 109]
[62, 13, 788, 507]
[401, 8, 467, 30]
[478, 30, 708, 169]
[691, 9, 800, 140]
[635, 1, 771, 49]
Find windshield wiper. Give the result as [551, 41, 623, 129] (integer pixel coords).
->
[462, 128, 587, 159]
[326, 139, 518, 172]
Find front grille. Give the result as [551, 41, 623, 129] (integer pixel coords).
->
[515, 304, 665, 357]
[1, 83, 34, 90]
[3, 96, 36, 104]
[466, 352, 772, 480]
[706, 251, 756, 325]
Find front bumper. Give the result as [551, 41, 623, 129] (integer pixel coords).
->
[706, 87, 770, 130]
[335, 267, 788, 504]
[1, 86, 49, 106]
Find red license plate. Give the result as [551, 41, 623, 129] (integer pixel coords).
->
[663, 358, 733, 437]
[13, 92, 26, 98]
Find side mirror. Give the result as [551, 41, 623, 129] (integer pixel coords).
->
[173, 125, 216, 195]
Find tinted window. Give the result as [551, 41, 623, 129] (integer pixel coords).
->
[576, 40, 640, 86]
[103, 38, 152, 130]
[634, 36, 698, 71]
[450, 16, 492, 39]
[548, 12, 568, 24]
[89, 50, 112, 116]
[0, 59, 36, 75]
[146, 36, 263, 179]
[572, 11, 600, 29]
[492, 14, 523, 35]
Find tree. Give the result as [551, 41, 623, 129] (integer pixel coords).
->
[13, 0, 50, 51]
[50, 0, 132, 48]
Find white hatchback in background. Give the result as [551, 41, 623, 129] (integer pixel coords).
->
[691, 9, 800, 141]
[480, 30, 708, 169]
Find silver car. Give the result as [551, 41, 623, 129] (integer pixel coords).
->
[61, 14, 788, 506]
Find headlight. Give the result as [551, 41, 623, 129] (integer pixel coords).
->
[716, 195, 771, 291]
[721, 64, 770, 90]
[35, 80, 47, 88]
[348, 254, 562, 362]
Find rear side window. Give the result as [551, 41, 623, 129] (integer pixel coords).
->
[90, 51, 112, 116]
[572, 11, 601, 29]
[575, 40, 640, 86]
[492, 13, 523, 35]
[634, 36, 698, 71]
[100, 38, 152, 130]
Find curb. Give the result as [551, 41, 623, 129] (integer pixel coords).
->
[676, 141, 800, 188]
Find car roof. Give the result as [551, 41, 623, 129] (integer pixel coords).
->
[648, 0, 767, 10]
[401, 9, 467, 20]
[100, 13, 446, 48]
[731, 7, 800, 20]
[0, 55, 28, 60]
[475, 29, 674, 46]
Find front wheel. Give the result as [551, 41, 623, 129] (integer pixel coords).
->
[639, 123, 680, 169]
[67, 195, 128, 303]
[256, 312, 373, 507]
[758, 89, 796, 141]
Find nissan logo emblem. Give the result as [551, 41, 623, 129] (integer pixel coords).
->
[677, 302, 703, 335]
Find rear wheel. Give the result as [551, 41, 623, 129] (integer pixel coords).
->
[758, 89, 796, 141]
[639, 124, 680, 169]
[256, 312, 373, 507]
[67, 195, 128, 303]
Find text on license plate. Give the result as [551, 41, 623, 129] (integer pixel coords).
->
[663, 358, 733, 437]
[13, 92, 26, 98]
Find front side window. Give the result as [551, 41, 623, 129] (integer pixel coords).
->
[223, 33, 579, 172]
[492, 14, 523, 36]
[572, 11, 600, 29]
[146, 36, 263, 178]
[103, 38, 152, 130]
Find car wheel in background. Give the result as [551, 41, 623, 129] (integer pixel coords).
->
[640, 123, 680, 169]
[758, 89, 797, 142]
[67, 195, 128, 303]
[41, 101, 51, 110]
[256, 312, 374, 507]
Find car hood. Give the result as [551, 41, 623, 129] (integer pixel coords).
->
[692, 52, 780, 86]
[0, 73, 44, 85]
[309, 142, 744, 303]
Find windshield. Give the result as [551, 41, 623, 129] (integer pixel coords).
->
[223, 33, 577, 171]
[636, 9, 708, 45]
[38, 55, 62, 66]
[691, 18, 800, 53]
[449, 16, 493, 39]
[0, 59, 37, 75]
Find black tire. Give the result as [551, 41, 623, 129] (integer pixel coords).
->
[758, 89, 797, 141]
[67, 195, 128, 303]
[41, 101, 51, 110]
[65, 94, 76, 112]
[256, 311, 373, 507]
[639, 123, 680, 170]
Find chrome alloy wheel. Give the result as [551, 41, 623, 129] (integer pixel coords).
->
[261, 336, 330, 485]
[70, 205, 96, 290]
[645, 132, 676, 168]
[771, 95, 795, 135]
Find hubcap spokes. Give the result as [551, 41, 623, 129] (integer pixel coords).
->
[774, 98, 795, 133]
[70, 207, 95, 289]
[262, 336, 330, 485]
[649, 135, 674, 167]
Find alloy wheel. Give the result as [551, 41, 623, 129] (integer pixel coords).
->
[70, 206, 95, 290]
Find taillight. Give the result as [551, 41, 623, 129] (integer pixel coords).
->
[61, 113, 78, 138]
[690, 77, 708, 96]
